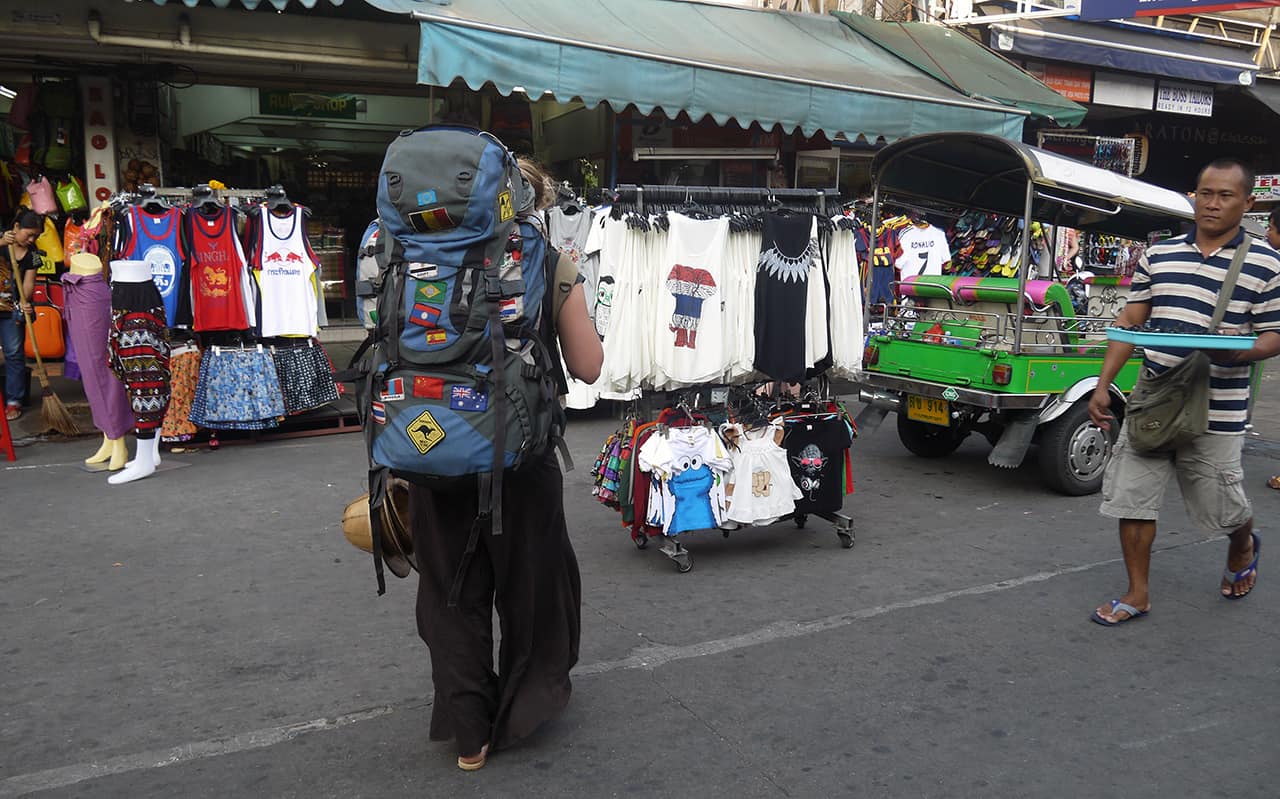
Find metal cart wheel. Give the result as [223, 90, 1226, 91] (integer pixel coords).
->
[794, 513, 808, 529]
[634, 535, 649, 550]
[837, 531, 855, 549]
[673, 551, 693, 573]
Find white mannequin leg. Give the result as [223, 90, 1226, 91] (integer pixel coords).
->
[108, 436, 161, 485]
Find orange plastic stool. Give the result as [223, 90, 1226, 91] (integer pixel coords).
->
[0, 389, 15, 462]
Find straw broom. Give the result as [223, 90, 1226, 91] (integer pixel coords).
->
[8, 244, 80, 436]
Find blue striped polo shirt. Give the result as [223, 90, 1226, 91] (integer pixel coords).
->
[1127, 227, 1280, 434]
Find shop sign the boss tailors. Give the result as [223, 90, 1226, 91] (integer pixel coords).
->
[81, 76, 118, 203]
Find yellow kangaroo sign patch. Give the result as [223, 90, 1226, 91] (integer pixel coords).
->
[497, 190, 514, 222]
[406, 408, 446, 454]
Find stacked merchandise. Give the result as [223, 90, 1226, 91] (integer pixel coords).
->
[591, 393, 856, 571]
[589, 205, 865, 391]
[944, 214, 1048, 278]
[107, 187, 337, 440]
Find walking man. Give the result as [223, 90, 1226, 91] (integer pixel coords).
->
[1088, 157, 1280, 626]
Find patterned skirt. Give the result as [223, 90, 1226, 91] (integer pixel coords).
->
[161, 344, 201, 442]
[109, 281, 170, 436]
[189, 346, 285, 431]
[272, 341, 339, 415]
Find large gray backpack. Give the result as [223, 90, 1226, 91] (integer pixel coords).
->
[348, 126, 575, 597]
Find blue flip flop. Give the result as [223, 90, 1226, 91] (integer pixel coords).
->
[1090, 599, 1149, 627]
[1222, 533, 1260, 601]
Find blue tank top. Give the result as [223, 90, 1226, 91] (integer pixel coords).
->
[124, 206, 185, 327]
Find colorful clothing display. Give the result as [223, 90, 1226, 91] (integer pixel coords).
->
[108, 280, 171, 437]
[161, 344, 201, 442]
[250, 207, 321, 338]
[189, 346, 285, 431]
[120, 206, 186, 328]
[272, 341, 339, 415]
[185, 206, 254, 332]
[62, 271, 133, 440]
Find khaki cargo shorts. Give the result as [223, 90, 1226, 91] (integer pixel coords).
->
[1099, 423, 1251, 533]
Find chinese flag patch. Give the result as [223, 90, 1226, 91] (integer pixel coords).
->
[413, 375, 445, 400]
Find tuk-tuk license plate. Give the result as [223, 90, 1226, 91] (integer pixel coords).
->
[906, 395, 949, 427]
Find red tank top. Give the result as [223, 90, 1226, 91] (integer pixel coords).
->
[188, 207, 250, 332]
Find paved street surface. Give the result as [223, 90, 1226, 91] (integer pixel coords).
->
[3, 386, 1279, 797]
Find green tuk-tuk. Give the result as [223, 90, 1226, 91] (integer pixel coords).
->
[854, 133, 1195, 495]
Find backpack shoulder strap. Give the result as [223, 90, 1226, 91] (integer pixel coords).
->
[549, 249, 578, 328]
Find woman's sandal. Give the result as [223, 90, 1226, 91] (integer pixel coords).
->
[4, 405, 20, 422]
[457, 743, 489, 771]
[1267, 475, 1280, 490]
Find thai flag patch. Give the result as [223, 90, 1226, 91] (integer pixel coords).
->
[449, 385, 488, 412]
[371, 401, 387, 425]
[409, 302, 441, 328]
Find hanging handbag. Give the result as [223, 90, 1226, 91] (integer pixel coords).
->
[55, 176, 86, 212]
[26, 176, 56, 215]
[1125, 235, 1252, 453]
[35, 217, 63, 273]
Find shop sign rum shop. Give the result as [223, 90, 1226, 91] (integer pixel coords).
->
[258, 91, 360, 120]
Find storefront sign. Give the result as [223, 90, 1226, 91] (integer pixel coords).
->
[1092, 72, 1154, 111]
[1254, 174, 1280, 201]
[634, 116, 674, 149]
[1140, 120, 1268, 148]
[258, 90, 359, 120]
[1025, 62, 1092, 103]
[1079, 1, 1280, 19]
[80, 76, 117, 203]
[1155, 82, 1214, 117]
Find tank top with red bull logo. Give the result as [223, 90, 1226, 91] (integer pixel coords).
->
[123, 206, 185, 327]
[187, 206, 253, 332]
[251, 207, 319, 337]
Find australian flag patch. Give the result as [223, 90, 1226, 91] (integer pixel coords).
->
[449, 385, 488, 412]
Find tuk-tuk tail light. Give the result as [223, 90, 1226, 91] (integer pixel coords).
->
[992, 363, 1013, 385]
[864, 343, 880, 367]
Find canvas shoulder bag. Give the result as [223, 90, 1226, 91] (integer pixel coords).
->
[1125, 235, 1252, 453]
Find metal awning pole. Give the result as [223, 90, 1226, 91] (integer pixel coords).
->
[1012, 178, 1035, 356]
[866, 182, 880, 333]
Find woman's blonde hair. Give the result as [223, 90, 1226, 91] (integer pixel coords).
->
[517, 156, 554, 211]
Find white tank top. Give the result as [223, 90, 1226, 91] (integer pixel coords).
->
[255, 208, 318, 337]
[653, 214, 730, 386]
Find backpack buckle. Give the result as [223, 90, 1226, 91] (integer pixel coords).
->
[485, 276, 504, 299]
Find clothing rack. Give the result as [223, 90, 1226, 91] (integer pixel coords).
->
[612, 184, 840, 216]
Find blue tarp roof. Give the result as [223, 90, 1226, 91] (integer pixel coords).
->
[990, 17, 1259, 86]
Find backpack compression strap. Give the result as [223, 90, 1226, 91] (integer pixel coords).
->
[445, 257, 508, 608]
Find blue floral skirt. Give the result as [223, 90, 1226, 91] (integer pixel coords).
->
[189, 346, 284, 431]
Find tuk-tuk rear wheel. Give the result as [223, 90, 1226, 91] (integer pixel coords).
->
[896, 413, 966, 458]
[1038, 400, 1117, 495]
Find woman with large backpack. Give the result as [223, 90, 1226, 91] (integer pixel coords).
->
[407, 157, 602, 771]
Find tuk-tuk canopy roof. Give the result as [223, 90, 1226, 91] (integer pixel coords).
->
[872, 133, 1194, 240]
